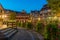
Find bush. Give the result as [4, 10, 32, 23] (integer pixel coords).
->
[57, 28, 60, 40]
[26, 22, 33, 29]
[22, 22, 26, 27]
[46, 22, 57, 40]
[16, 22, 21, 27]
[36, 22, 44, 34]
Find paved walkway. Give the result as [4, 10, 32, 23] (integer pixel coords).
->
[10, 28, 44, 40]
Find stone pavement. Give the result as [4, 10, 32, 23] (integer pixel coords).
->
[10, 28, 44, 40]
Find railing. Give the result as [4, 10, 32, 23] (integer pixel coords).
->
[7, 21, 17, 29]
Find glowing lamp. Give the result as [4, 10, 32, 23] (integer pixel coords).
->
[38, 18, 40, 21]
[54, 16, 57, 20]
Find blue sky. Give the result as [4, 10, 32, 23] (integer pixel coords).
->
[0, 0, 47, 13]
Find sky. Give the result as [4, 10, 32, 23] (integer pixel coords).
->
[0, 0, 47, 13]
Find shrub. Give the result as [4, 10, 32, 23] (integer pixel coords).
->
[26, 22, 33, 29]
[57, 28, 60, 40]
[46, 22, 57, 40]
[22, 22, 26, 27]
[16, 22, 21, 27]
[36, 22, 44, 34]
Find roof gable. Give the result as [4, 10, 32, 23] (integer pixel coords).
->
[0, 3, 4, 10]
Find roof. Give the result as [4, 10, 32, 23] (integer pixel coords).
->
[40, 4, 51, 11]
[31, 10, 40, 14]
[16, 11, 29, 16]
[0, 3, 4, 10]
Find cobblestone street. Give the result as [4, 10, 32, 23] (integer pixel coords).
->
[10, 28, 44, 40]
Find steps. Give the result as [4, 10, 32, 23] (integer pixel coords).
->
[0, 28, 18, 40]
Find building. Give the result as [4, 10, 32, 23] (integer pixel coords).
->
[0, 4, 16, 21]
[39, 4, 52, 23]
[16, 10, 30, 23]
[0, 4, 8, 21]
[0, 4, 31, 23]
[0, 4, 9, 29]
[0, 4, 56, 27]
[40, 4, 51, 18]
[0, 4, 17, 29]
[39, 4, 60, 23]
[30, 10, 40, 25]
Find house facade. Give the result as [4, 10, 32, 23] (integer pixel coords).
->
[0, 4, 9, 29]
[16, 10, 30, 23]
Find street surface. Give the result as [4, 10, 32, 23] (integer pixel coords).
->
[11, 28, 44, 40]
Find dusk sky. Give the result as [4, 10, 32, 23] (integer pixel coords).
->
[0, 0, 47, 13]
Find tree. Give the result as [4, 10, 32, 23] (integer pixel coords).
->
[9, 12, 16, 20]
[47, 0, 60, 13]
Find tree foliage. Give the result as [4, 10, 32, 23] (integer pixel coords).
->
[36, 22, 44, 33]
[9, 12, 16, 20]
[46, 22, 57, 40]
[26, 22, 33, 29]
[47, 0, 60, 13]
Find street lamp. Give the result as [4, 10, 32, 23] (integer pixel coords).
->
[5, 15, 7, 17]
